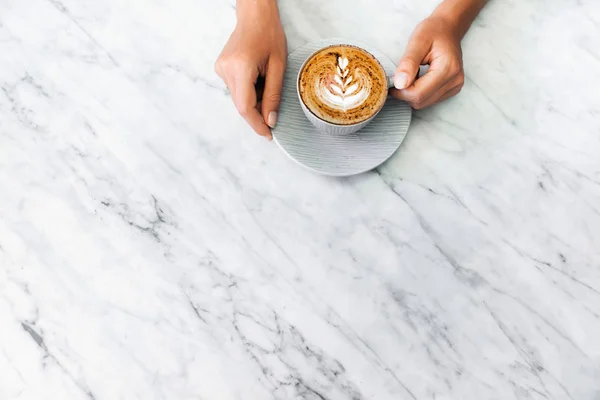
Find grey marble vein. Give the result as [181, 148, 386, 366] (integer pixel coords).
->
[1, 0, 600, 399]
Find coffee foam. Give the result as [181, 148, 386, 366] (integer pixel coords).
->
[299, 45, 388, 125]
[318, 56, 371, 111]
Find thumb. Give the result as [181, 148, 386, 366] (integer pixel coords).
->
[394, 34, 429, 90]
[262, 57, 286, 128]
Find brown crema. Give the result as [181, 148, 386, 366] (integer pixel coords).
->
[298, 44, 388, 125]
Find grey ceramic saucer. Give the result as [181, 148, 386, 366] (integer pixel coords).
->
[272, 38, 411, 177]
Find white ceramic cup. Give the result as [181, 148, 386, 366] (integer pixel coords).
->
[297, 44, 395, 135]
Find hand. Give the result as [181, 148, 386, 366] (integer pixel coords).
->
[390, 16, 465, 109]
[215, 1, 287, 140]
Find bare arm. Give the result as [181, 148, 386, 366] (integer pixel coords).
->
[434, 0, 487, 39]
[215, 0, 287, 139]
[391, 0, 487, 109]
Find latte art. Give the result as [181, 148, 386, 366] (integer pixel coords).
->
[319, 56, 371, 111]
[299, 45, 388, 125]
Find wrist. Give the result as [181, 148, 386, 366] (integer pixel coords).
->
[431, 0, 486, 39]
[236, 0, 279, 21]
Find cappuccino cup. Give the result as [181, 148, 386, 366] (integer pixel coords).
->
[297, 44, 395, 135]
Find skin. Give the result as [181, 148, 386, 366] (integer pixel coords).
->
[215, 0, 286, 140]
[390, 0, 487, 108]
[215, 0, 486, 139]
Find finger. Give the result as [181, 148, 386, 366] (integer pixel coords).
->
[394, 32, 430, 90]
[232, 71, 272, 139]
[214, 58, 224, 79]
[430, 86, 462, 106]
[262, 57, 286, 128]
[389, 67, 447, 108]
[392, 75, 462, 110]
[410, 76, 457, 108]
[416, 71, 464, 108]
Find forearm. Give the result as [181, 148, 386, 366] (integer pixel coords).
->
[431, 0, 487, 39]
[236, 0, 279, 20]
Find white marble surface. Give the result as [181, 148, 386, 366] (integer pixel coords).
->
[1, 0, 599, 399]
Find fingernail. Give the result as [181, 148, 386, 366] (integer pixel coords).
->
[267, 111, 278, 128]
[394, 73, 408, 90]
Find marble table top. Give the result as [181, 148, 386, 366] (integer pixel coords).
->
[1, 0, 599, 399]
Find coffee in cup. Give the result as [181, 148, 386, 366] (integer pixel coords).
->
[297, 44, 392, 135]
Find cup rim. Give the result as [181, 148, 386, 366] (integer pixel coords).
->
[296, 43, 389, 127]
